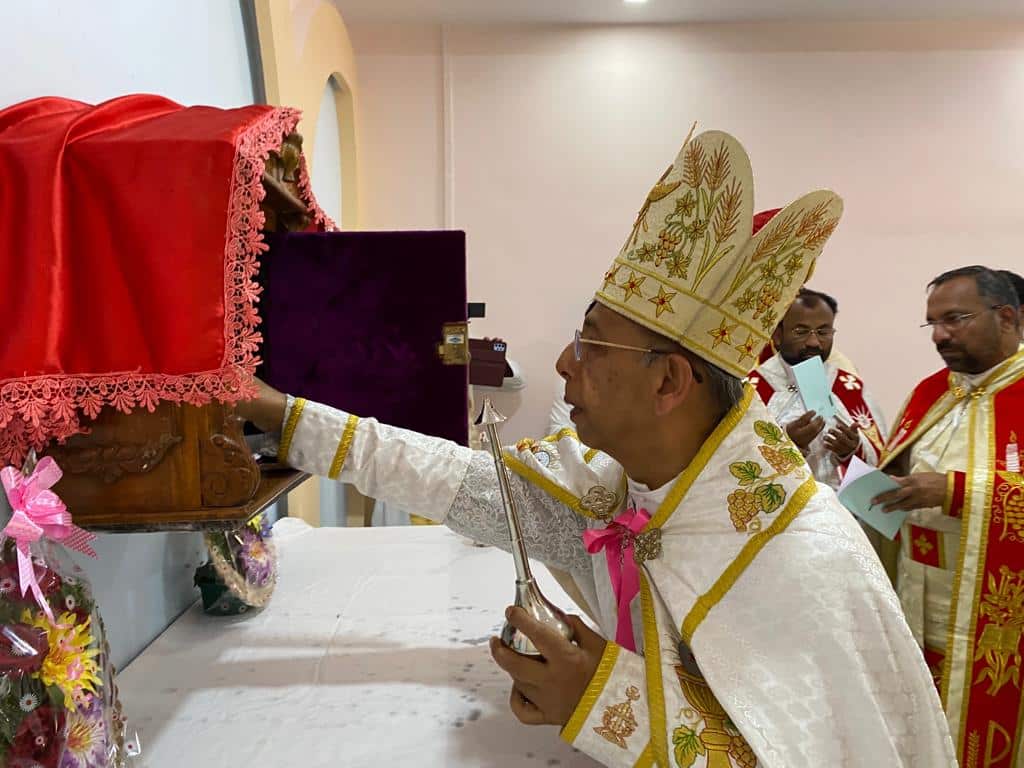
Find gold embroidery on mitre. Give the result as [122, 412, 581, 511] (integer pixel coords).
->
[594, 685, 641, 749]
[649, 286, 678, 317]
[595, 129, 843, 379]
[603, 264, 622, 291]
[734, 333, 759, 366]
[621, 271, 647, 302]
[708, 319, 738, 349]
[625, 165, 682, 250]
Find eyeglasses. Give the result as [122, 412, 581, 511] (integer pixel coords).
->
[789, 327, 835, 341]
[920, 306, 1002, 332]
[573, 330, 668, 362]
[572, 330, 705, 383]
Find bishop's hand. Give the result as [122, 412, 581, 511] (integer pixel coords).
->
[490, 607, 606, 726]
[235, 377, 289, 434]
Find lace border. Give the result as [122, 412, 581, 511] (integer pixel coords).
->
[0, 107, 333, 466]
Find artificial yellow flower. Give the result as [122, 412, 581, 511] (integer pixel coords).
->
[21, 609, 103, 710]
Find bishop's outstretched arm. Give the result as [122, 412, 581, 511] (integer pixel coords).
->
[236, 380, 594, 578]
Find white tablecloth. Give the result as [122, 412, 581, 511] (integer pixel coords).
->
[119, 520, 600, 767]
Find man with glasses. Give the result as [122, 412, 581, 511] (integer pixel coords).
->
[874, 265, 1023, 767]
[238, 130, 953, 766]
[750, 287, 887, 492]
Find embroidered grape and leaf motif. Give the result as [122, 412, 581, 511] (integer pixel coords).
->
[671, 662, 758, 768]
[672, 722, 757, 768]
[727, 421, 806, 533]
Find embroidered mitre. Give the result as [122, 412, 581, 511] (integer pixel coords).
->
[595, 130, 843, 378]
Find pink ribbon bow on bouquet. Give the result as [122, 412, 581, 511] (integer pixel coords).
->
[582, 506, 651, 652]
[1, 457, 96, 621]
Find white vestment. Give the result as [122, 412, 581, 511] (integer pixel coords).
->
[278, 387, 954, 767]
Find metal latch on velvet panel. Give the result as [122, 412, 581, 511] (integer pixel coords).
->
[437, 322, 469, 365]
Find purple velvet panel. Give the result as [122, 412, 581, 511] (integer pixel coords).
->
[259, 231, 469, 446]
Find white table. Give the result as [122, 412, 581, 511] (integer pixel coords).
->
[119, 521, 600, 767]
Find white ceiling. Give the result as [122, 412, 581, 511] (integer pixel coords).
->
[333, 0, 1024, 25]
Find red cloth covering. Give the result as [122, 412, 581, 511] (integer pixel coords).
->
[751, 207, 781, 237]
[0, 95, 331, 464]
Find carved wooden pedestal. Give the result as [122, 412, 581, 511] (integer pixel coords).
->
[43, 403, 307, 531]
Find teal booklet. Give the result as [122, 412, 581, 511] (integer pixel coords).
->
[791, 356, 837, 420]
[837, 456, 906, 539]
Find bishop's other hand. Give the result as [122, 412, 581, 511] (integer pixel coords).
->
[490, 606, 606, 726]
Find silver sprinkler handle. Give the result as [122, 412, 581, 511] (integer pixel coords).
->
[475, 397, 573, 655]
[481, 421, 533, 584]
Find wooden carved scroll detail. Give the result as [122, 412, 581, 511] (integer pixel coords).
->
[49, 433, 183, 484]
[200, 416, 260, 508]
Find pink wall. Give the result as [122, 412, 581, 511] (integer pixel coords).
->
[350, 20, 1024, 440]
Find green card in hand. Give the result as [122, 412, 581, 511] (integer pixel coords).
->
[837, 456, 906, 539]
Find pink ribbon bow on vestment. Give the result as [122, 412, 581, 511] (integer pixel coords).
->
[582, 506, 651, 652]
[1, 457, 96, 621]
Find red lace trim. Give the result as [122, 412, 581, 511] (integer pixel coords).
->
[297, 154, 338, 232]
[0, 107, 332, 466]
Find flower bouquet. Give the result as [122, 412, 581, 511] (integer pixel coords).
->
[195, 514, 277, 616]
[0, 456, 136, 768]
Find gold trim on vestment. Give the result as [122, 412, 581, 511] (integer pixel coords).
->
[629, 387, 757, 768]
[880, 389, 958, 471]
[502, 452, 626, 521]
[327, 414, 360, 480]
[942, 396, 976, 712]
[643, 386, 754, 533]
[544, 427, 579, 443]
[502, 452, 590, 515]
[639, 574, 668, 766]
[941, 392, 996, 755]
[681, 475, 816, 644]
[632, 744, 655, 767]
[881, 347, 1024, 469]
[943, 470, 956, 517]
[279, 397, 306, 462]
[561, 642, 621, 745]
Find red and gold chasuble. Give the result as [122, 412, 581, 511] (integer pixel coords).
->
[882, 346, 1024, 767]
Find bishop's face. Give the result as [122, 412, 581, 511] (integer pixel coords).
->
[555, 303, 669, 453]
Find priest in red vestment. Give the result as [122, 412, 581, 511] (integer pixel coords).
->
[876, 265, 1024, 767]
